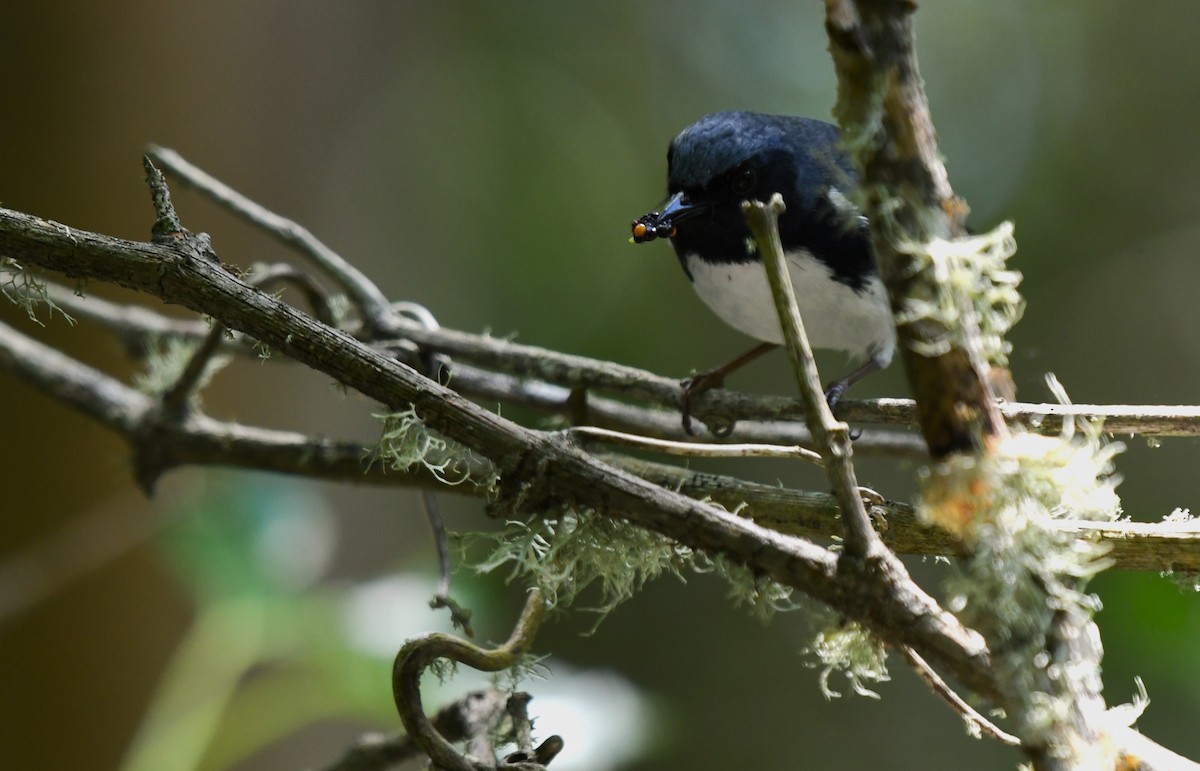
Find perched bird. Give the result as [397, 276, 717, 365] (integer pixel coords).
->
[631, 111, 896, 432]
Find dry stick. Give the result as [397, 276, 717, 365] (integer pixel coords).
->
[422, 488, 476, 638]
[901, 647, 1020, 747]
[392, 589, 555, 771]
[744, 196, 882, 561]
[145, 145, 395, 331]
[564, 425, 824, 464]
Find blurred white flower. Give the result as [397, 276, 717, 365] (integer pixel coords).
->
[524, 663, 652, 771]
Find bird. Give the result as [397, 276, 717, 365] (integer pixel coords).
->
[631, 111, 896, 434]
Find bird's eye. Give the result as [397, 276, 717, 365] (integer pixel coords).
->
[731, 168, 756, 195]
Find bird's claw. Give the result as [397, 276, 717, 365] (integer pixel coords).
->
[823, 379, 848, 411]
[823, 379, 863, 440]
[680, 370, 733, 437]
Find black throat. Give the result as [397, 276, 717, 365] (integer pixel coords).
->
[669, 195, 875, 293]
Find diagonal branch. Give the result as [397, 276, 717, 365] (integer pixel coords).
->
[0, 201, 1000, 703]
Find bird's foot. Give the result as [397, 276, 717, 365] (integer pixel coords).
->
[823, 379, 848, 412]
[822, 379, 862, 440]
[680, 369, 733, 437]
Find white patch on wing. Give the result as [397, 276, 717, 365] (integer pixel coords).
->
[826, 187, 868, 229]
[683, 249, 896, 364]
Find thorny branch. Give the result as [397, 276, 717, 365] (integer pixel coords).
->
[145, 145, 395, 332]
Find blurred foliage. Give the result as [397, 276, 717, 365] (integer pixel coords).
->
[123, 480, 396, 771]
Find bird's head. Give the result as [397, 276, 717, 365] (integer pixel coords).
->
[632, 111, 862, 264]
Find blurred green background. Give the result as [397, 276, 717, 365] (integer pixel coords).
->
[4, 2, 1200, 769]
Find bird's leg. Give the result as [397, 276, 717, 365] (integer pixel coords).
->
[823, 356, 885, 412]
[680, 342, 777, 435]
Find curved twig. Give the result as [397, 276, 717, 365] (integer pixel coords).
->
[392, 589, 553, 771]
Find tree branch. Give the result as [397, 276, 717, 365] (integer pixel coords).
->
[824, 0, 1004, 458]
[820, 2, 1137, 767]
[0, 201, 1000, 703]
[31, 274, 1200, 441]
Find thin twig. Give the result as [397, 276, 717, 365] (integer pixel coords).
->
[248, 261, 339, 324]
[745, 196, 882, 560]
[564, 425, 823, 464]
[160, 317, 228, 414]
[902, 646, 1021, 747]
[144, 145, 395, 331]
[423, 489, 475, 637]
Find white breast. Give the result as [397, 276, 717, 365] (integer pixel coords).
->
[683, 250, 896, 365]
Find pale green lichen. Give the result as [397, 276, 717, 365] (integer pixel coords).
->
[373, 407, 490, 487]
[429, 657, 458, 684]
[251, 339, 272, 361]
[133, 336, 230, 399]
[474, 508, 797, 632]
[475, 510, 691, 629]
[806, 621, 890, 700]
[492, 651, 551, 693]
[892, 221, 1025, 367]
[919, 376, 1124, 748]
[693, 552, 798, 624]
[1, 257, 74, 326]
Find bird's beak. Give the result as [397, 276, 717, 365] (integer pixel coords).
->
[630, 192, 704, 244]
